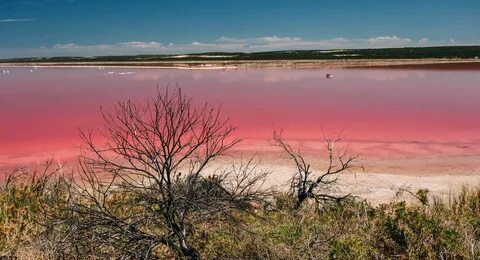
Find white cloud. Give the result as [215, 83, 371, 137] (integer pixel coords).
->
[53, 43, 80, 49]
[362, 36, 413, 47]
[1, 35, 478, 58]
[117, 41, 163, 48]
[0, 18, 36, 22]
[418, 38, 429, 46]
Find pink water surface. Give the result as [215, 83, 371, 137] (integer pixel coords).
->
[1, 67, 479, 168]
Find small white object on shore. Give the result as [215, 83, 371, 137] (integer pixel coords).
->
[326, 73, 333, 79]
[1, 70, 10, 74]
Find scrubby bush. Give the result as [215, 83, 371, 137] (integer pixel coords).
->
[3, 171, 480, 259]
[0, 161, 64, 258]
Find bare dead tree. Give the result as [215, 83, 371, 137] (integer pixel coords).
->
[45, 88, 269, 259]
[272, 130, 358, 210]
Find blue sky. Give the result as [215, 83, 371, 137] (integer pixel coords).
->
[0, 0, 479, 58]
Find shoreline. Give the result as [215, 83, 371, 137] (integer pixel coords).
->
[1, 58, 480, 70]
[2, 155, 479, 204]
[3, 148, 480, 204]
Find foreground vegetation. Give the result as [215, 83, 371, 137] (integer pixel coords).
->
[3, 170, 480, 259]
[2, 45, 479, 63]
[2, 88, 480, 259]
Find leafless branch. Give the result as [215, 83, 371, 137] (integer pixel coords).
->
[273, 130, 358, 210]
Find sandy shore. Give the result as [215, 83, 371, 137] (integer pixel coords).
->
[255, 168, 479, 205]
[208, 158, 480, 205]
[3, 147, 478, 204]
[1, 139, 479, 205]
[1, 58, 480, 69]
[2, 155, 478, 205]
[263, 168, 480, 205]
[207, 145, 480, 204]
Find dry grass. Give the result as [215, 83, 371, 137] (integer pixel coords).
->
[3, 163, 480, 259]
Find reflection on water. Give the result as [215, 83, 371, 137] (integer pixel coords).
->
[1, 67, 479, 167]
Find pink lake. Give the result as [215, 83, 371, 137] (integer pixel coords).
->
[1, 66, 480, 173]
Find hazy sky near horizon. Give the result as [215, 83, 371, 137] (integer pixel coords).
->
[0, 0, 479, 58]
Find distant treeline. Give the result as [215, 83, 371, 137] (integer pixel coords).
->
[2, 46, 480, 63]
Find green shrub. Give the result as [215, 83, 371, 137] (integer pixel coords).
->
[329, 235, 369, 259]
[3, 169, 480, 259]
